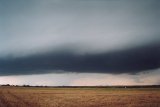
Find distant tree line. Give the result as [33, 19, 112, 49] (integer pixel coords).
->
[0, 84, 160, 88]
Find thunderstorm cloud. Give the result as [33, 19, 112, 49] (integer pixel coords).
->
[0, 0, 160, 84]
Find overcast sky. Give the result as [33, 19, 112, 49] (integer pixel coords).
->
[0, 0, 160, 85]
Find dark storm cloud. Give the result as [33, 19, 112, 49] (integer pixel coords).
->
[0, 42, 159, 75]
[0, 0, 160, 76]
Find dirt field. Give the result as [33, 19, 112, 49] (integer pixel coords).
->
[0, 87, 160, 107]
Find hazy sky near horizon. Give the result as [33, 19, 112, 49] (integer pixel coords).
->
[0, 0, 160, 85]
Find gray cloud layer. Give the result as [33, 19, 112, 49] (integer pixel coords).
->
[0, 42, 159, 75]
[0, 0, 160, 75]
[0, 0, 160, 56]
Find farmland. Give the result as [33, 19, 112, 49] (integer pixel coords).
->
[0, 86, 160, 107]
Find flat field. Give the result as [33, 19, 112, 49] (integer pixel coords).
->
[0, 87, 160, 107]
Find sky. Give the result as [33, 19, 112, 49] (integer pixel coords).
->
[0, 0, 160, 86]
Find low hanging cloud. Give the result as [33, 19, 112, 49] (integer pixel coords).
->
[0, 42, 159, 75]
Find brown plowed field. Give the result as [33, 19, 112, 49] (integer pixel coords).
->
[0, 87, 160, 107]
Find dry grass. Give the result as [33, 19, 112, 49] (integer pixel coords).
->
[0, 87, 160, 107]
